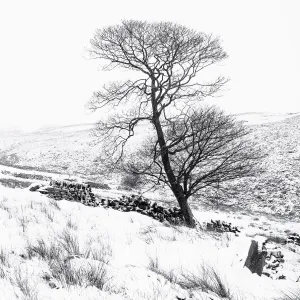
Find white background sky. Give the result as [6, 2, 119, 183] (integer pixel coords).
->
[0, 0, 299, 130]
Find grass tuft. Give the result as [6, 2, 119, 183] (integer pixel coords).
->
[50, 258, 110, 290]
[13, 267, 38, 300]
[276, 292, 300, 300]
[148, 253, 178, 284]
[178, 264, 238, 300]
[40, 205, 54, 222]
[66, 217, 78, 230]
[49, 199, 61, 210]
[59, 229, 81, 256]
[26, 239, 61, 261]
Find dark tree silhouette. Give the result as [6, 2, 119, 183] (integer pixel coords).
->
[87, 20, 258, 227]
[124, 106, 261, 208]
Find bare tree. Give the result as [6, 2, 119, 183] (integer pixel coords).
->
[88, 20, 231, 227]
[124, 106, 262, 210]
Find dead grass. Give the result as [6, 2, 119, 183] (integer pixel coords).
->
[0, 200, 10, 213]
[276, 290, 300, 300]
[49, 199, 61, 210]
[26, 234, 113, 292]
[19, 214, 28, 233]
[12, 267, 38, 300]
[59, 229, 81, 255]
[140, 225, 157, 244]
[0, 248, 9, 279]
[178, 264, 241, 300]
[50, 258, 111, 290]
[40, 205, 54, 222]
[148, 254, 178, 284]
[0, 248, 9, 266]
[266, 235, 287, 245]
[27, 239, 61, 261]
[0, 178, 32, 189]
[66, 217, 78, 230]
[0, 265, 5, 278]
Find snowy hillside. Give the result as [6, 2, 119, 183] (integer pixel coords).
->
[222, 113, 300, 218]
[1, 112, 300, 218]
[1, 113, 300, 299]
[0, 123, 102, 176]
[1, 185, 300, 300]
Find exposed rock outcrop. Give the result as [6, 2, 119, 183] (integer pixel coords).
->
[244, 239, 285, 279]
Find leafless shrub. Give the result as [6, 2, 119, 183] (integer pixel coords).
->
[120, 173, 141, 191]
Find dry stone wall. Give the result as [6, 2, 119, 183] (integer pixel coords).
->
[29, 180, 185, 225]
[206, 219, 241, 234]
[286, 233, 300, 246]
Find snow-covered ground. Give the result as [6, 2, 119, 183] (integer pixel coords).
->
[1, 112, 300, 299]
[1, 185, 300, 300]
[233, 112, 300, 125]
[1, 111, 300, 217]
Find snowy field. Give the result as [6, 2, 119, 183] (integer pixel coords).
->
[1, 112, 300, 299]
[1, 185, 300, 300]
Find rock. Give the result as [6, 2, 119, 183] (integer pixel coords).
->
[28, 183, 42, 192]
[244, 240, 267, 276]
[49, 282, 60, 289]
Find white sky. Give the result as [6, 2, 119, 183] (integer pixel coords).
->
[0, 0, 299, 130]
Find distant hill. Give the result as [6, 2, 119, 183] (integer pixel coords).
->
[219, 113, 300, 217]
[0, 123, 102, 176]
[1, 113, 300, 217]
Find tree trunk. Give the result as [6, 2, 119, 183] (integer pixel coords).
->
[150, 80, 196, 228]
[176, 193, 196, 227]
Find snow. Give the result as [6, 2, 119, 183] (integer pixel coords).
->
[234, 112, 300, 125]
[1, 185, 300, 300]
[1, 113, 300, 299]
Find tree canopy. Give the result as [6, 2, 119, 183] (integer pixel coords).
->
[88, 20, 261, 227]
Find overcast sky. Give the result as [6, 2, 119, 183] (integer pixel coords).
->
[0, 0, 299, 130]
